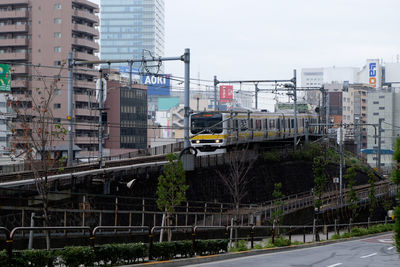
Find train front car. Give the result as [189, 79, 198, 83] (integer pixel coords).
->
[190, 112, 227, 155]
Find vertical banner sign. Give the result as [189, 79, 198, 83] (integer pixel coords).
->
[367, 59, 380, 88]
[0, 64, 11, 92]
[219, 85, 233, 103]
[369, 62, 377, 88]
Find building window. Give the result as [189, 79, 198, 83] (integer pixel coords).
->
[379, 107, 385, 110]
[53, 60, 61, 66]
[373, 101, 379, 104]
[54, 103, 61, 109]
[54, 18, 62, 24]
[54, 4, 62, 10]
[54, 89, 61, 95]
[379, 95, 385, 99]
[54, 32, 61, 38]
[54, 46, 61, 53]
[38, 20, 41, 24]
[373, 112, 379, 116]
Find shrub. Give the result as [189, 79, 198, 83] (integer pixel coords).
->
[0, 250, 8, 267]
[330, 234, 340, 240]
[271, 236, 291, 247]
[350, 227, 368, 237]
[152, 242, 176, 260]
[291, 240, 303, 245]
[263, 151, 281, 162]
[175, 240, 193, 258]
[58, 246, 94, 267]
[254, 243, 263, 249]
[230, 240, 248, 252]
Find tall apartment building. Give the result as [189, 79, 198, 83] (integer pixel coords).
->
[0, 0, 100, 158]
[365, 89, 400, 172]
[100, 0, 165, 72]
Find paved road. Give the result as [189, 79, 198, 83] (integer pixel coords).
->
[186, 233, 399, 267]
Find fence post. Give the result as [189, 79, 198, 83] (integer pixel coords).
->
[272, 221, 275, 244]
[348, 218, 352, 233]
[192, 227, 196, 253]
[325, 225, 328, 240]
[148, 229, 153, 261]
[250, 227, 254, 249]
[312, 219, 316, 242]
[6, 235, 12, 266]
[367, 217, 370, 229]
[185, 202, 189, 226]
[90, 232, 95, 248]
[142, 198, 145, 227]
[385, 216, 387, 224]
[288, 226, 292, 242]
[303, 226, 306, 243]
[334, 219, 337, 235]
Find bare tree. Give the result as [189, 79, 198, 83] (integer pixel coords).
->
[216, 144, 256, 222]
[7, 62, 67, 249]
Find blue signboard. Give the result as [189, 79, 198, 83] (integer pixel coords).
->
[141, 74, 171, 96]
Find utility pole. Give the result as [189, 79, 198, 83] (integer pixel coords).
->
[183, 48, 190, 149]
[377, 118, 383, 173]
[255, 83, 259, 110]
[326, 92, 330, 136]
[67, 52, 73, 167]
[98, 69, 104, 168]
[128, 60, 133, 89]
[214, 75, 218, 111]
[339, 125, 343, 206]
[293, 69, 297, 149]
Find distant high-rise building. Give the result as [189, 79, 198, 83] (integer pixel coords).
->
[0, 0, 101, 158]
[100, 0, 165, 72]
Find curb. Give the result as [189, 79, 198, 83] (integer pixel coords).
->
[121, 232, 394, 267]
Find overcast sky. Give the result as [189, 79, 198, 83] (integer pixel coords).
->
[94, 0, 400, 107]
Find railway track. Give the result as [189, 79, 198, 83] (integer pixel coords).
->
[0, 154, 167, 184]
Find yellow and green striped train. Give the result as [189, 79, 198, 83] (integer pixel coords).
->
[190, 110, 319, 155]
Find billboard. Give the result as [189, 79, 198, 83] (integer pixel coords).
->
[0, 64, 11, 92]
[219, 85, 233, 103]
[367, 59, 381, 88]
[141, 74, 171, 96]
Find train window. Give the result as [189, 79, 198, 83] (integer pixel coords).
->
[234, 120, 238, 130]
[227, 119, 231, 129]
[277, 119, 280, 130]
[240, 119, 248, 131]
[256, 120, 262, 130]
[263, 119, 267, 129]
[291, 119, 294, 128]
[250, 119, 254, 130]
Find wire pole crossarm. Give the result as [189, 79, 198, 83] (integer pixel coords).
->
[73, 55, 186, 66]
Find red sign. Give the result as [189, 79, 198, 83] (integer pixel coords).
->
[220, 85, 233, 103]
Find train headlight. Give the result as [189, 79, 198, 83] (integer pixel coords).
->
[196, 140, 200, 144]
[215, 139, 222, 143]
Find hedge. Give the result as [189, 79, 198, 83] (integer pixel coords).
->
[0, 239, 227, 266]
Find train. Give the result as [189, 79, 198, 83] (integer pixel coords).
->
[189, 109, 319, 154]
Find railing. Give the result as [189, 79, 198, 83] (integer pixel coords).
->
[0, 219, 394, 264]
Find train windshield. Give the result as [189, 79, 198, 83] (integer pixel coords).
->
[191, 113, 223, 134]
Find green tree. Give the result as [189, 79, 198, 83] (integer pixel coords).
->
[367, 171, 377, 219]
[344, 167, 358, 220]
[271, 182, 285, 232]
[156, 153, 188, 241]
[391, 138, 400, 252]
[312, 156, 327, 214]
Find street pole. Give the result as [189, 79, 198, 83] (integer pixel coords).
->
[98, 69, 104, 168]
[214, 75, 218, 111]
[129, 60, 133, 89]
[377, 118, 383, 174]
[67, 52, 73, 166]
[293, 69, 297, 149]
[326, 93, 330, 136]
[184, 48, 190, 149]
[339, 125, 343, 206]
[255, 83, 259, 110]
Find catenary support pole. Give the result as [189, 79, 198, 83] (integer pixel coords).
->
[377, 118, 383, 173]
[255, 83, 259, 110]
[129, 60, 133, 89]
[293, 69, 297, 149]
[98, 69, 104, 168]
[214, 75, 218, 111]
[67, 52, 73, 166]
[184, 48, 190, 149]
[339, 125, 343, 206]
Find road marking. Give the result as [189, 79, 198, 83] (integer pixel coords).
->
[360, 253, 377, 258]
[327, 263, 342, 267]
[388, 246, 394, 250]
[378, 239, 393, 243]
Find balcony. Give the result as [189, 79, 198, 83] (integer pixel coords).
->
[73, 9, 99, 24]
[75, 108, 99, 117]
[0, 0, 28, 4]
[0, 10, 28, 19]
[11, 65, 27, 74]
[72, 0, 99, 12]
[11, 80, 27, 88]
[75, 136, 98, 144]
[0, 24, 28, 33]
[74, 93, 91, 102]
[0, 38, 28, 47]
[74, 79, 96, 89]
[74, 51, 98, 62]
[72, 24, 98, 36]
[0, 51, 27, 60]
[73, 38, 99, 50]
